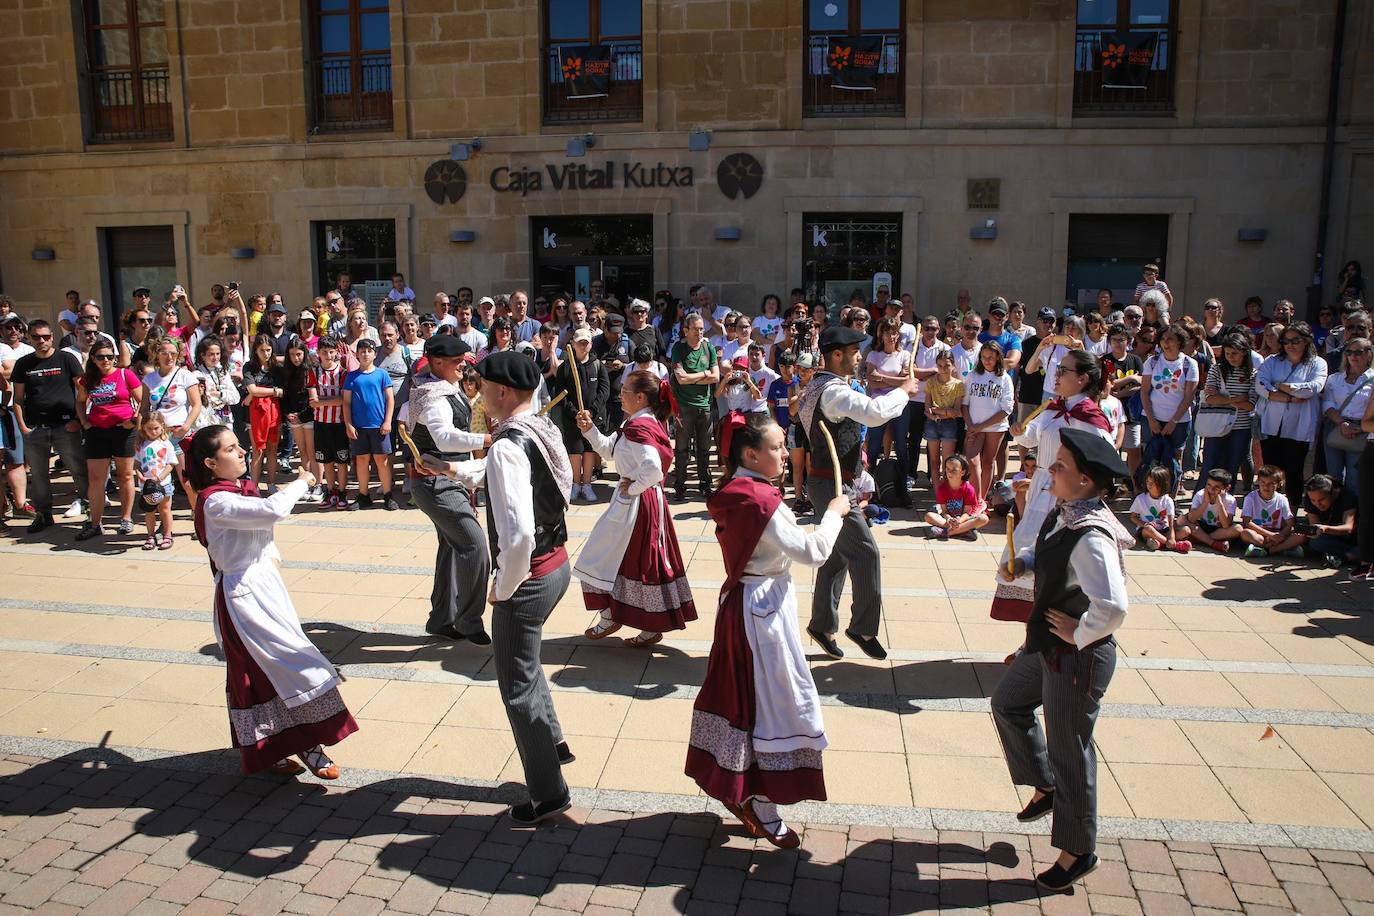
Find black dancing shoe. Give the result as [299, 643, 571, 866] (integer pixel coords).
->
[806, 626, 844, 660]
[507, 793, 571, 826]
[1037, 853, 1098, 891]
[466, 629, 492, 646]
[557, 742, 576, 765]
[844, 630, 887, 661]
[424, 625, 465, 640]
[1016, 789, 1055, 822]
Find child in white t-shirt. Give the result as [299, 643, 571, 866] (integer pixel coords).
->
[1240, 465, 1297, 558]
[134, 415, 178, 550]
[1129, 465, 1188, 552]
[1182, 468, 1242, 552]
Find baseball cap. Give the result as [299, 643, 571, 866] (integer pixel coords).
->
[514, 340, 537, 355]
[477, 296, 495, 308]
[731, 354, 748, 368]
[572, 327, 594, 343]
[132, 286, 151, 298]
[605, 313, 625, 328]
[1036, 307, 1057, 322]
[267, 302, 288, 315]
[58, 309, 79, 326]
[988, 298, 1008, 315]
[629, 298, 650, 313]
[298, 309, 316, 321]
[795, 351, 819, 369]
[420, 313, 438, 326]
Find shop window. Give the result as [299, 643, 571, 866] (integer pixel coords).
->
[542, 0, 643, 124]
[81, 0, 173, 142]
[803, 0, 903, 117]
[104, 226, 176, 329]
[1073, 0, 1177, 114]
[309, 0, 393, 132]
[802, 213, 901, 317]
[315, 220, 397, 318]
[531, 215, 652, 306]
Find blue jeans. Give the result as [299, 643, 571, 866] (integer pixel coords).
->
[1200, 426, 1252, 492]
[866, 407, 912, 485]
[1143, 420, 1191, 491]
[1325, 435, 1364, 496]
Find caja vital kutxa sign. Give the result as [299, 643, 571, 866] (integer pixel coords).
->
[490, 161, 694, 195]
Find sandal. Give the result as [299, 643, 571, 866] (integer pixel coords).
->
[268, 758, 306, 776]
[624, 631, 663, 649]
[297, 746, 340, 780]
[142, 536, 157, 551]
[584, 619, 622, 640]
[158, 536, 173, 550]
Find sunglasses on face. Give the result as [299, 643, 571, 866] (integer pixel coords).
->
[1282, 337, 1305, 345]
[1347, 348, 1371, 355]
[93, 353, 115, 361]
[1204, 305, 1221, 311]
[31, 333, 52, 341]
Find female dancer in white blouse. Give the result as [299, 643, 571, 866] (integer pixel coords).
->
[189, 425, 357, 779]
[574, 370, 696, 647]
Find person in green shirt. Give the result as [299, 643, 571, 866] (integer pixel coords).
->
[669, 312, 719, 499]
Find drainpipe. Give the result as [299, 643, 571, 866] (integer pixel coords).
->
[1308, 0, 1348, 319]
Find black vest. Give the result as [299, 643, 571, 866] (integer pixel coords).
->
[411, 388, 472, 462]
[485, 427, 568, 573]
[808, 373, 864, 481]
[1025, 509, 1106, 654]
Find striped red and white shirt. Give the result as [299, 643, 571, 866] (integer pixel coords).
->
[310, 365, 346, 424]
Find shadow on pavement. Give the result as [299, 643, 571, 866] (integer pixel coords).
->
[1, 747, 1053, 912]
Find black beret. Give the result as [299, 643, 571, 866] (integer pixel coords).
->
[1058, 427, 1130, 482]
[479, 350, 540, 391]
[423, 335, 470, 358]
[818, 326, 868, 353]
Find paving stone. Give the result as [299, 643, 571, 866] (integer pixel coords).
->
[1218, 847, 1278, 887]
[1181, 869, 1242, 910]
[1123, 840, 1177, 876]
[587, 885, 639, 909]
[1262, 847, 1316, 866]
[2, 867, 80, 908]
[326, 897, 386, 916]
[386, 874, 445, 914]
[203, 876, 257, 903]
[350, 875, 402, 900]
[1131, 871, 1186, 895]
[788, 877, 841, 916]
[1270, 861, 1329, 884]
[1319, 861, 1374, 901]
[1282, 881, 1349, 915]
[538, 875, 594, 912]
[304, 860, 368, 899]
[4, 838, 72, 875]
[49, 881, 104, 907]
[1085, 894, 1145, 915]
[128, 899, 182, 916]
[434, 891, 488, 915]
[83, 879, 154, 915]
[149, 863, 222, 904]
[80, 849, 147, 888]
[237, 877, 304, 914]
[284, 891, 340, 915]
[1232, 882, 1291, 907]
[1137, 890, 1195, 916]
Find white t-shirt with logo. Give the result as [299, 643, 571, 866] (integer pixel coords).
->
[963, 370, 1014, 431]
[1242, 490, 1292, 532]
[1144, 353, 1200, 422]
[1130, 491, 1174, 531]
[1189, 489, 1237, 527]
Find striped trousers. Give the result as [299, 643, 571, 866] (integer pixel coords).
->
[991, 639, 1117, 855]
[492, 562, 571, 806]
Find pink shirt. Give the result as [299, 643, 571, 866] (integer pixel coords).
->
[936, 480, 980, 516]
[81, 368, 140, 428]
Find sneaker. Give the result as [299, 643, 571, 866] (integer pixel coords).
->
[26, 513, 54, 535]
[322, 492, 337, 509]
[928, 526, 947, 540]
[1350, 562, 1374, 581]
[357, 493, 373, 509]
[383, 494, 399, 511]
[1144, 539, 1160, 551]
[12, 502, 35, 520]
[1323, 553, 1343, 569]
[63, 499, 86, 520]
[507, 793, 571, 826]
[116, 519, 135, 535]
[343, 497, 358, 512]
[955, 531, 978, 542]
[1171, 541, 1192, 554]
[1244, 545, 1268, 558]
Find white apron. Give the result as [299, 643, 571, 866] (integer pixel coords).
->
[740, 574, 827, 754]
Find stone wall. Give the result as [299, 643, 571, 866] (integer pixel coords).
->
[0, 0, 84, 153]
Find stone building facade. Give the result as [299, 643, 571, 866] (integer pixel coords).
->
[0, 0, 1371, 327]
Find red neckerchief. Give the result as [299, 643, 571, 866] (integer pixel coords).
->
[620, 414, 674, 476]
[708, 474, 783, 592]
[1045, 396, 1112, 434]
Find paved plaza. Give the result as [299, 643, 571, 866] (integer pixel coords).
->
[2, 486, 1374, 913]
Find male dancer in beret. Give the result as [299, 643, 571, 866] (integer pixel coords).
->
[403, 334, 493, 643]
[797, 325, 918, 660]
[448, 351, 575, 824]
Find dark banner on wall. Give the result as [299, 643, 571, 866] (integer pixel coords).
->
[1098, 30, 1159, 89]
[558, 44, 613, 99]
[827, 35, 883, 92]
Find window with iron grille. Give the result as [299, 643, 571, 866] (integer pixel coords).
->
[82, 0, 173, 142]
[804, 0, 903, 117]
[1073, 0, 1178, 114]
[309, 0, 393, 132]
[542, 0, 643, 124]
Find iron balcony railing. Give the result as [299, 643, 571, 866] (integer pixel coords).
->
[542, 40, 643, 124]
[1073, 26, 1175, 114]
[804, 31, 903, 117]
[89, 68, 173, 142]
[311, 53, 393, 132]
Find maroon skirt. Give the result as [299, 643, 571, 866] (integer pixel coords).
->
[215, 582, 358, 774]
[582, 485, 697, 633]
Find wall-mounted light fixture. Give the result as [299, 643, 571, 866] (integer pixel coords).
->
[449, 230, 477, 243]
[451, 139, 482, 161]
[969, 218, 998, 241]
[1237, 228, 1268, 242]
[567, 133, 596, 157]
[714, 227, 742, 242]
[689, 130, 711, 152]
[31, 247, 55, 261]
[231, 247, 256, 259]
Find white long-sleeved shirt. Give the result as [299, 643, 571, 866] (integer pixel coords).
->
[735, 469, 843, 577]
[416, 387, 485, 454]
[583, 408, 664, 497]
[817, 377, 908, 427]
[203, 478, 309, 575]
[1255, 354, 1327, 441]
[1014, 518, 1128, 650]
[451, 407, 553, 602]
[963, 370, 1015, 432]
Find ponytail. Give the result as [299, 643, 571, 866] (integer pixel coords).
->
[623, 369, 673, 424]
[720, 412, 779, 485]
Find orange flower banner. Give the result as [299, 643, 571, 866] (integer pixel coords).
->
[826, 35, 883, 92]
[1098, 30, 1159, 90]
[558, 44, 613, 100]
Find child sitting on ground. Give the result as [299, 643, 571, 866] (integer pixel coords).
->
[1130, 465, 1190, 552]
[925, 454, 988, 541]
[1182, 468, 1243, 552]
[1240, 465, 1297, 558]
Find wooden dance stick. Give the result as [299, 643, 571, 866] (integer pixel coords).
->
[397, 421, 454, 477]
[816, 419, 844, 500]
[1005, 515, 1017, 579]
[395, 421, 421, 458]
[1018, 400, 1048, 430]
[538, 389, 568, 417]
[570, 359, 585, 413]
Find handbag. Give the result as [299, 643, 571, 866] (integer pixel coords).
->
[1324, 375, 1372, 454]
[1194, 399, 1237, 439]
